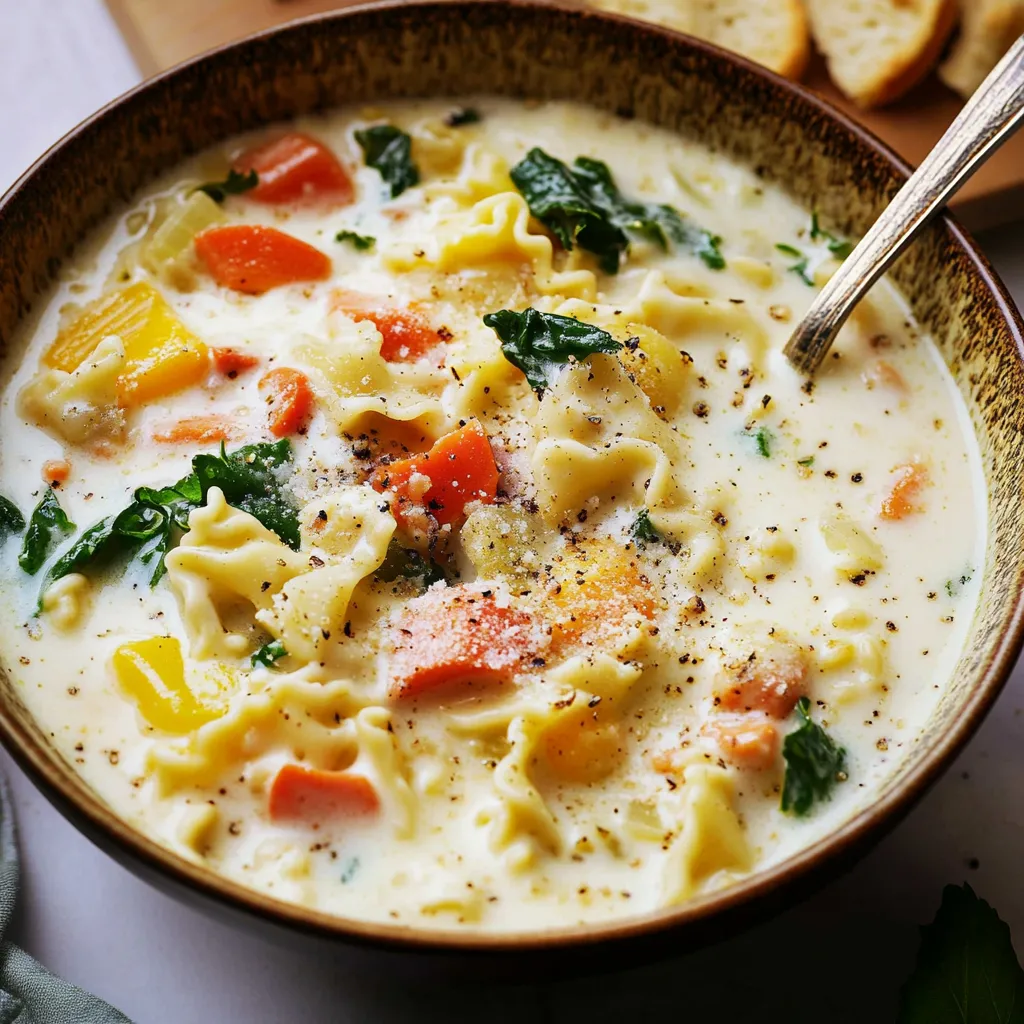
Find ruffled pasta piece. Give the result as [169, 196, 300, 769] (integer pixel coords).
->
[40, 573, 91, 631]
[18, 335, 126, 447]
[389, 191, 597, 302]
[256, 489, 395, 664]
[422, 143, 513, 207]
[166, 488, 307, 660]
[476, 709, 565, 870]
[817, 632, 888, 705]
[291, 315, 447, 436]
[661, 764, 752, 904]
[532, 353, 697, 537]
[347, 706, 416, 840]
[148, 665, 365, 794]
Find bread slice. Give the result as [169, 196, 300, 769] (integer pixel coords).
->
[940, 0, 1024, 97]
[590, 0, 811, 80]
[804, 0, 960, 107]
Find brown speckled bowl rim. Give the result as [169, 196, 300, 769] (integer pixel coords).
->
[1, 0, 1023, 957]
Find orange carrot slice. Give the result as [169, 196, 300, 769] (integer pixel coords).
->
[42, 459, 71, 485]
[388, 586, 540, 700]
[211, 347, 260, 377]
[236, 133, 354, 206]
[258, 367, 314, 437]
[194, 225, 331, 294]
[152, 415, 240, 445]
[371, 419, 498, 528]
[705, 716, 779, 771]
[715, 645, 808, 719]
[268, 764, 379, 824]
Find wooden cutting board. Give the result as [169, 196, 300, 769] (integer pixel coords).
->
[105, 0, 1024, 231]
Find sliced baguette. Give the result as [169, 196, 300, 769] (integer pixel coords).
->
[590, 0, 810, 79]
[940, 0, 1024, 96]
[804, 0, 960, 107]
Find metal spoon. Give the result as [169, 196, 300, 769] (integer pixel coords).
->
[785, 35, 1024, 376]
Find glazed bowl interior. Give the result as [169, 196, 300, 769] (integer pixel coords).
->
[1, 0, 1023, 960]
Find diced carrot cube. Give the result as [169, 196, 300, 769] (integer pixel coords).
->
[715, 643, 808, 719]
[195, 225, 331, 294]
[371, 419, 498, 528]
[211, 347, 260, 377]
[330, 289, 444, 363]
[388, 585, 540, 700]
[42, 459, 71, 485]
[268, 764, 379, 824]
[705, 715, 779, 770]
[236, 133, 354, 206]
[258, 367, 314, 437]
[879, 461, 928, 521]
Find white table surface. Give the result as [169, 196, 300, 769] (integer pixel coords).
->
[4, 3, 1024, 1021]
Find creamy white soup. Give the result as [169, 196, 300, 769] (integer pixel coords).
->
[0, 99, 983, 931]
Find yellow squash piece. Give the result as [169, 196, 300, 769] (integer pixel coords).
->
[112, 636, 222, 734]
[45, 282, 208, 408]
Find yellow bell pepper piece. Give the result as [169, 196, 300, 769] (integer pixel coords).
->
[44, 282, 208, 408]
[112, 636, 221, 734]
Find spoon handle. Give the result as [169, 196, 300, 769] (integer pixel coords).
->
[785, 35, 1024, 376]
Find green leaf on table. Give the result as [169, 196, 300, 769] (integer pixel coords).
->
[0, 495, 24, 536]
[252, 639, 288, 669]
[196, 168, 258, 204]
[19, 490, 74, 575]
[897, 883, 1024, 1024]
[483, 308, 622, 393]
[335, 230, 376, 251]
[781, 696, 846, 816]
[355, 125, 419, 198]
[810, 211, 854, 260]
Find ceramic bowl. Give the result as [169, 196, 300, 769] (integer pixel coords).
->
[1, 0, 1022, 971]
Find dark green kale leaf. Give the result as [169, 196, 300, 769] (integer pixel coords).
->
[335, 230, 376, 251]
[354, 126, 419, 198]
[781, 696, 846, 816]
[810, 212, 855, 260]
[571, 156, 725, 270]
[192, 440, 299, 549]
[509, 148, 628, 275]
[0, 495, 24, 537]
[897, 883, 1024, 1024]
[196, 168, 259, 204]
[630, 508, 661, 546]
[252, 639, 288, 669]
[444, 108, 481, 127]
[42, 517, 119, 592]
[482, 308, 622, 393]
[776, 243, 814, 287]
[374, 539, 447, 589]
[19, 490, 75, 575]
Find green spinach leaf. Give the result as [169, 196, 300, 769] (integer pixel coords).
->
[510, 148, 628, 274]
[781, 696, 846, 816]
[354, 126, 419, 198]
[483, 308, 622, 393]
[19, 491, 74, 575]
[192, 439, 300, 549]
[252, 639, 288, 669]
[374, 539, 446, 589]
[810, 212, 854, 260]
[444, 108, 481, 127]
[897, 883, 1024, 1024]
[335, 230, 376, 251]
[743, 425, 774, 458]
[196, 168, 258, 204]
[630, 508, 661, 546]
[0, 495, 24, 536]
[776, 243, 814, 287]
[571, 156, 724, 269]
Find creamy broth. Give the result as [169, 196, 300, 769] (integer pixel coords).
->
[0, 100, 983, 931]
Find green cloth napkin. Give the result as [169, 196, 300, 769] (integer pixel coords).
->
[0, 778, 132, 1023]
